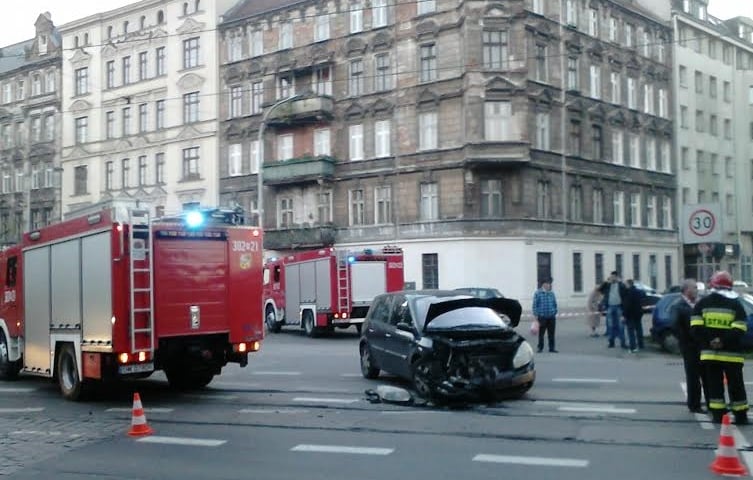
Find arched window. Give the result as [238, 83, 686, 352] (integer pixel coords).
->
[74, 36, 79, 48]
[84, 33, 89, 45]
[183, 2, 189, 16]
[140, 15, 146, 30]
[157, 10, 165, 24]
[123, 20, 129, 34]
[107, 26, 113, 39]
[195, 0, 200, 11]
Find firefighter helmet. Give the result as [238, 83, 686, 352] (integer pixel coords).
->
[709, 271, 734, 290]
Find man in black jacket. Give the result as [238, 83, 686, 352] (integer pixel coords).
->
[623, 279, 646, 352]
[670, 278, 706, 413]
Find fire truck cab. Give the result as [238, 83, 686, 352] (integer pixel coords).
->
[263, 246, 404, 337]
[0, 201, 265, 400]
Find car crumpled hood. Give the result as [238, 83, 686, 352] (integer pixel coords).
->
[424, 297, 522, 330]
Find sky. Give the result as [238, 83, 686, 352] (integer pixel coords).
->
[0, 0, 752, 46]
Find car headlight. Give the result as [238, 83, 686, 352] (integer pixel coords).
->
[513, 341, 534, 369]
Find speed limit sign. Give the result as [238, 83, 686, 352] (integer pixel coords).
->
[682, 204, 722, 243]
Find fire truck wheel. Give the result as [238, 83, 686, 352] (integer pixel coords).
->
[265, 305, 281, 333]
[57, 344, 85, 401]
[359, 343, 380, 379]
[166, 369, 214, 390]
[302, 311, 320, 338]
[0, 331, 19, 380]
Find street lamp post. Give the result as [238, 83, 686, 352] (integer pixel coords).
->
[256, 94, 302, 228]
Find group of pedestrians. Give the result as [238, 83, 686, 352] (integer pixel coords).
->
[586, 271, 646, 352]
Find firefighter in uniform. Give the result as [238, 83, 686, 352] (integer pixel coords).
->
[690, 271, 748, 424]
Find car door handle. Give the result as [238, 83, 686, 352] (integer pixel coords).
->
[385, 333, 392, 338]
[368, 328, 375, 333]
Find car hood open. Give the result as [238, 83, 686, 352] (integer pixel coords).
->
[424, 297, 522, 330]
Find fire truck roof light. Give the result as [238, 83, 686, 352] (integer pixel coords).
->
[185, 211, 205, 228]
[87, 213, 102, 225]
[348, 256, 356, 263]
[29, 231, 41, 241]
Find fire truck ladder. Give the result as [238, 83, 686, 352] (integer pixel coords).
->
[335, 250, 351, 314]
[128, 208, 155, 356]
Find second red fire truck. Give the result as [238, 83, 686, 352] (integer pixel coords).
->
[0, 201, 265, 400]
[263, 246, 405, 336]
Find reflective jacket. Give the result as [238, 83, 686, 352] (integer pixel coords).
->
[690, 290, 747, 363]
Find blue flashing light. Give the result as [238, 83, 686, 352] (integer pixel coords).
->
[347, 255, 356, 263]
[363, 248, 373, 255]
[185, 210, 205, 228]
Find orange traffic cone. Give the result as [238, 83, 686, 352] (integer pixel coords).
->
[710, 413, 747, 476]
[127, 392, 154, 437]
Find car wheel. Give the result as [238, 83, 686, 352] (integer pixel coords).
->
[303, 311, 319, 338]
[661, 331, 681, 355]
[360, 343, 380, 379]
[0, 330, 20, 380]
[412, 360, 435, 400]
[58, 344, 85, 401]
[265, 305, 281, 333]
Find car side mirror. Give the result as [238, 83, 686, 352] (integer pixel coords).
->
[396, 322, 415, 333]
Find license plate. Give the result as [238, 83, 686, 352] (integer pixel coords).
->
[118, 363, 154, 375]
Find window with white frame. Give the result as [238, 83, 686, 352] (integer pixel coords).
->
[229, 143, 242, 176]
[375, 120, 391, 157]
[567, 57, 578, 90]
[484, 101, 511, 141]
[349, 189, 365, 225]
[121, 158, 131, 188]
[661, 196, 672, 229]
[279, 22, 292, 50]
[374, 185, 392, 224]
[31, 75, 40, 96]
[44, 114, 54, 141]
[646, 195, 657, 228]
[75, 116, 87, 144]
[314, 128, 331, 156]
[250, 140, 260, 174]
[373, 0, 388, 28]
[625, 23, 633, 47]
[480, 179, 502, 217]
[535, 112, 550, 150]
[588, 8, 599, 37]
[646, 137, 656, 170]
[2, 83, 11, 103]
[483, 30, 507, 69]
[74, 165, 88, 195]
[138, 156, 147, 186]
[609, 17, 617, 41]
[313, 66, 332, 96]
[277, 134, 293, 161]
[660, 140, 670, 173]
[75, 67, 88, 96]
[278, 197, 294, 227]
[16, 80, 24, 101]
[183, 37, 200, 69]
[349, 124, 364, 160]
[230, 86, 242, 118]
[155, 99, 165, 129]
[589, 65, 601, 99]
[628, 133, 640, 168]
[156, 47, 165, 76]
[315, 13, 330, 41]
[46, 71, 55, 92]
[420, 44, 437, 82]
[613, 191, 625, 225]
[374, 54, 392, 91]
[155, 152, 165, 184]
[610, 71, 621, 104]
[419, 111, 438, 150]
[250, 30, 263, 57]
[630, 193, 641, 226]
[643, 84, 654, 114]
[642, 31, 651, 57]
[106, 162, 115, 190]
[417, 0, 435, 15]
[537, 181, 550, 218]
[612, 130, 623, 164]
[31, 117, 41, 142]
[570, 185, 583, 221]
[183, 92, 199, 123]
[658, 88, 667, 117]
[251, 81, 263, 114]
[139, 51, 148, 80]
[535, 44, 547, 81]
[349, 59, 364, 96]
[566, 0, 577, 26]
[182, 147, 200, 179]
[593, 188, 603, 223]
[227, 35, 242, 61]
[420, 182, 439, 221]
[277, 73, 294, 99]
[532, 0, 543, 14]
[14, 170, 23, 193]
[350, 0, 363, 33]
[2, 172, 10, 194]
[317, 191, 332, 224]
[138, 103, 148, 133]
[627, 77, 636, 109]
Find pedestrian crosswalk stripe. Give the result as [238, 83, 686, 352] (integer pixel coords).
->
[291, 444, 393, 455]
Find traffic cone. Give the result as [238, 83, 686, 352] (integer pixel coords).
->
[710, 413, 747, 476]
[127, 392, 154, 437]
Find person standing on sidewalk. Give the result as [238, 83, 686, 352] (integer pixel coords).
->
[599, 271, 628, 349]
[586, 285, 603, 338]
[671, 278, 707, 413]
[532, 278, 558, 353]
[623, 279, 646, 352]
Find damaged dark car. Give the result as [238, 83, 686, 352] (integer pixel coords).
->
[359, 290, 535, 401]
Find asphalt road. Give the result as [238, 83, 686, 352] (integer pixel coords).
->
[1, 314, 751, 479]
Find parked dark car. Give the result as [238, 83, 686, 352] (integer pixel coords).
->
[359, 290, 535, 401]
[651, 292, 753, 353]
[453, 287, 505, 299]
[633, 281, 663, 313]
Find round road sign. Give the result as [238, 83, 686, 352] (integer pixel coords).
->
[688, 208, 716, 237]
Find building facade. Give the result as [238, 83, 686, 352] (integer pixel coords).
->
[59, 0, 235, 219]
[0, 13, 62, 245]
[218, 0, 679, 307]
[672, 0, 753, 284]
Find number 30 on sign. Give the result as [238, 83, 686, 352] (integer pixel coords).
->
[689, 209, 715, 237]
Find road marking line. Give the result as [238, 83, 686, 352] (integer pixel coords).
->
[694, 413, 714, 430]
[741, 451, 753, 474]
[293, 397, 360, 404]
[536, 401, 615, 408]
[136, 436, 226, 447]
[552, 378, 618, 384]
[291, 444, 393, 455]
[340, 373, 363, 377]
[106, 408, 174, 413]
[239, 408, 309, 414]
[473, 454, 589, 468]
[558, 406, 636, 414]
[183, 394, 238, 400]
[0, 408, 44, 413]
[0, 387, 35, 393]
[10, 430, 62, 435]
[253, 371, 301, 376]
[210, 381, 261, 388]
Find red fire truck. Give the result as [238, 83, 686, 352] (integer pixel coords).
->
[0, 202, 265, 400]
[263, 246, 404, 337]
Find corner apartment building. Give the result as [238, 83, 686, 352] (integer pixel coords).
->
[0, 13, 62, 244]
[59, 0, 234, 218]
[672, 0, 753, 283]
[218, 0, 678, 307]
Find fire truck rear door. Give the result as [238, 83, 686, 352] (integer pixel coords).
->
[351, 262, 387, 306]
